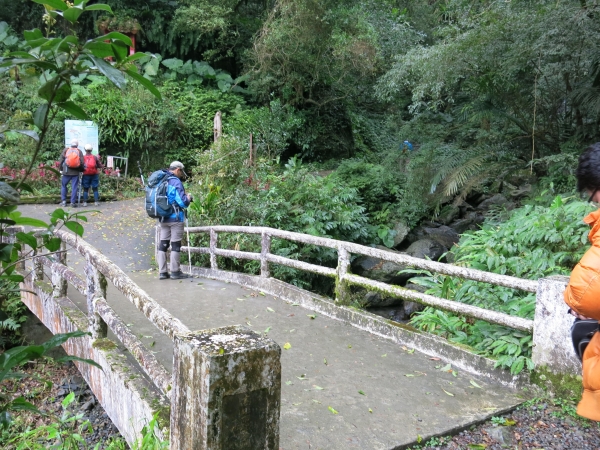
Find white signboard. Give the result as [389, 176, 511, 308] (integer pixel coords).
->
[64, 120, 99, 155]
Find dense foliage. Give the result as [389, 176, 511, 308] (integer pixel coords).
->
[409, 195, 594, 374]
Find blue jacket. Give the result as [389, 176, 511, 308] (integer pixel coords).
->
[162, 171, 191, 223]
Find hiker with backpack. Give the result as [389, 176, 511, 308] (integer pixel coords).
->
[59, 140, 85, 207]
[81, 143, 103, 206]
[147, 161, 193, 280]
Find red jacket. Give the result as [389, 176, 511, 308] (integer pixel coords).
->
[564, 208, 600, 421]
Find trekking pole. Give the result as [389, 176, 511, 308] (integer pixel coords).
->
[185, 213, 192, 276]
[77, 172, 82, 206]
[137, 161, 145, 188]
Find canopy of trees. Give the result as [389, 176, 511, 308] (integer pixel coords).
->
[2, 0, 600, 214]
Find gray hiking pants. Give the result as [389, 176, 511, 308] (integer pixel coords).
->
[157, 221, 184, 274]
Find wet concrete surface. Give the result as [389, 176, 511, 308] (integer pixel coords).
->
[19, 200, 529, 449]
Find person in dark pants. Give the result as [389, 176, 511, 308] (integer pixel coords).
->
[81, 143, 103, 206]
[59, 140, 84, 207]
[156, 161, 193, 280]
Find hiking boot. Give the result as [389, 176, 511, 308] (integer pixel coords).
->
[60, 201, 66, 207]
[170, 271, 190, 279]
[83, 202, 88, 207]
[159, 272, 170, 280]
[70, 203, 78, 208]
[94, 202, 100, 206]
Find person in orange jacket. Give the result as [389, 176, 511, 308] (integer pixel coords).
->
[564, 142, 600, 421]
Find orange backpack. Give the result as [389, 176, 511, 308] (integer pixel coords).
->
[65, 147, 81, 169]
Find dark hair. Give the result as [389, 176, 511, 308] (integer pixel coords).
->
[576, 143, 600, 192]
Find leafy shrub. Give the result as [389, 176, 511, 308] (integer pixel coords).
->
[229, 99, 308, 158]
[409, 195, 594, 374]
[160, 80, 245, 159]
[330, 159, 404, 215]
[190, 141, 372, 291]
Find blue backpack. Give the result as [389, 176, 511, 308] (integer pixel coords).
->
[145, 170, 176, 219]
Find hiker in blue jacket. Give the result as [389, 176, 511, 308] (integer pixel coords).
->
[400, 140, 413, 154]
[156, 161, 193, 280]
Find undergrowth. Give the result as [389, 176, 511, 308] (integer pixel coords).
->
[408, 194, 593, 374]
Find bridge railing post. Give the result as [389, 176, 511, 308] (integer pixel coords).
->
[85, 261, 108, 339]
[532, 275, 579, 374]
[52, 240, 68, 298]
[260, 231, 271, 278]
[170, 325, 281, 450]
[209, 229, 218, 270]
[335, 246, 351, 305]
[33, 234, 45, 281]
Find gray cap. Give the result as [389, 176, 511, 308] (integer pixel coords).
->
[169, 161, 187, 177]
[70, 139, 79, 147]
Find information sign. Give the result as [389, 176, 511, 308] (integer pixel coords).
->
[64, 120, 99, 155]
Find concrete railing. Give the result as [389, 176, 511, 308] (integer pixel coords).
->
[13, 228, 281, 449]
[182, 225, 577, 376]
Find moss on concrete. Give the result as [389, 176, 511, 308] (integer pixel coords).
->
[386, 320, 419, 333]
[530, 366, 583, 399]
[36, 280, 53, 294]
[92, 338, 118, 352]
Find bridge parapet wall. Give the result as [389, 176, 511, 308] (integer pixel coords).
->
[9, 227, 281, 449]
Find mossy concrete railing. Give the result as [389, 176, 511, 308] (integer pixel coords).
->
[182, 225, 578, 378]
[12, 227, 281, 449]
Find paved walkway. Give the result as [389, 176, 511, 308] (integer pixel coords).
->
[20, 200, 527, 449]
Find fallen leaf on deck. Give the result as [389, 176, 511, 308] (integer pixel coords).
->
[469, 380, 483, 389]
[328, 406, 338, 415]
[442, 388, 455, 397]
[283, 342, 292, 350]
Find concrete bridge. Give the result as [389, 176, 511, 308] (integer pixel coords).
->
[13, 200, 578, 449]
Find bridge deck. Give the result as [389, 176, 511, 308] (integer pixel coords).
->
[20, 201, 527, 449]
